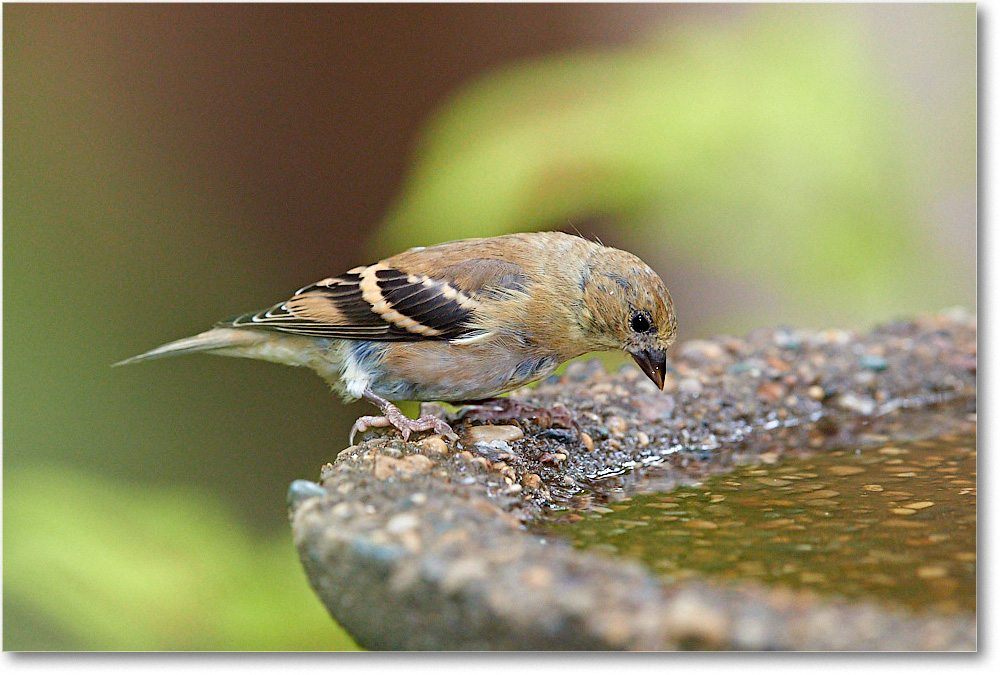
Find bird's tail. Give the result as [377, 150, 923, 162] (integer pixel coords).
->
[113, 327, 267, 367]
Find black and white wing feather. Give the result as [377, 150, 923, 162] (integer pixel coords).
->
[224, 264, 482, 342]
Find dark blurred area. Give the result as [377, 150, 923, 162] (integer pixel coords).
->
[4, 3, 974, 650]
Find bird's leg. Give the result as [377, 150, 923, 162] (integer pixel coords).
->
[350, 390, 455, 444]
[456, 397, 576, 429]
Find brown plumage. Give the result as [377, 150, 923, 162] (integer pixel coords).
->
[116, 232, 677, 441]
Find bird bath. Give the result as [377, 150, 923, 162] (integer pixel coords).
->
[289, 311, 976, 650]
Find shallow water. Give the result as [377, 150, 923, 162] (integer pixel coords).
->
[538, 430, 976, 615]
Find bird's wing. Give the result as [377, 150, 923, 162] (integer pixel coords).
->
[224, 257, 524, 342]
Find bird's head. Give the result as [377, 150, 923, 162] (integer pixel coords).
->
[578, 248, 677, 390]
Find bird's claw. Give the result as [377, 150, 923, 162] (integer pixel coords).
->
[457, 398, 577, 429]
[349, 412, 455, 445]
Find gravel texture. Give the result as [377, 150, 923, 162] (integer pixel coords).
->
[289, 310, 976, 650]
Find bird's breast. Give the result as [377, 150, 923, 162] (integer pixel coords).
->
[360, 340, 560, 402]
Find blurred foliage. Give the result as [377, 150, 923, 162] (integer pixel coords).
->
[3, 466, 360, 650]
[377, 7, 973, 330]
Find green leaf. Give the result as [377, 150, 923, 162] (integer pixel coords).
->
[4, 466, 360, 651]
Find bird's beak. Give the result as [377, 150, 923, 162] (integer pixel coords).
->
[629, 347, 667, 390]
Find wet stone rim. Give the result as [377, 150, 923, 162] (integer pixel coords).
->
[288, 311, 976, 650]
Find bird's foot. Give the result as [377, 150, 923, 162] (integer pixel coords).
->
[456, 397, 576, 429]
[350, 405, 454, 445]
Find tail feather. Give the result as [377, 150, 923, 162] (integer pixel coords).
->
[113, 328, 264, 367]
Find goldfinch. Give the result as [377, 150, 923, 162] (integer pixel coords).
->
[116, 231, 677, 442]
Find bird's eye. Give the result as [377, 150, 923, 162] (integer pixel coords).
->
[630, 311, 653, 333]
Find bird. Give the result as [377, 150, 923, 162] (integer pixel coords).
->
[116, 231, 677, 443]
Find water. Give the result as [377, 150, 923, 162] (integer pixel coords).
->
[537, 430, 976, 615]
